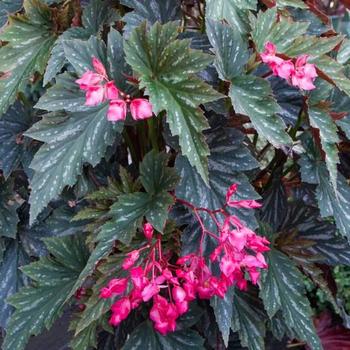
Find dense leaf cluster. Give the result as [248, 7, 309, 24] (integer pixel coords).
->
[0, 0, 350, 349]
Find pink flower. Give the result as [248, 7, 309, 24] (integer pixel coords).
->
[225, 184, 238, 204]
[291, 54, 318, 90]
[105, 81, 119, 100]
[107, 100, 127, 122]
[99, 278, 128, 298]
[260, 42, 285, 75]
[219, 255, 236, 277]
[143, 223, 154, 240]
[247, 235, 270, 253]
[122, 250, 140, 270]
[130, 98, 153, 120]
[92, 57, 107, 77]
[85, 86, 105, 106]
[248, 268, 260, 285]
[275, 60, 294, 80]
[76, 71, 103, 90]
[130, 266, 147, 289]
[141, 282, 160, 302]
[150, 295, 178, 335]
[228, 231, 247, 252]
[172, 286, 187, 303]
[175, 300, 189, 315]
[109, 297, 131, 326]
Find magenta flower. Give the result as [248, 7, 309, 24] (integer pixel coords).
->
[261, 42, 318, 90]
[143, 222, 154, 240]
[291, 54, 318, 90]
[109, 297, 131, 326]
[76, 71, 103, 90]
[99, 278, 128, 298]
[92, 57, 107, 78]
[85, 85, 106, 106]
[122, 250, 140, 270]
[105, 81, 119, 100]
[107, 100, 127, 122]
[130, 98, 153, 120]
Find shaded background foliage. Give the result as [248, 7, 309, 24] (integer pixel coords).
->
[0, 0, 350, 349]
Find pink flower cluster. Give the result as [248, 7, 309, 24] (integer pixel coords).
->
[260, 42, 318, 90]
[100, 185, 270, 335]
[76, 57, 153, 122]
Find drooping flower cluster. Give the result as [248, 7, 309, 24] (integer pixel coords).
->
[100, 184, 270, 335]
[260, 42, 318, 90]
[76, 57, 153, 122]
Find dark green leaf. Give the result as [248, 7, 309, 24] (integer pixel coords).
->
[175, 127, 260, 227]
[44, 0, 118, 85]
[284, 35, 343, 57]
[0, 239, 28, 329]
[36, 73, 86, 112]
[124, 21, 222, 185]
[139, 151, 179, 194]
[251, 8, 309, 52]
[26, 105, 121, 223]
[67, 152, 177, 300]
[260, 249, 321, 350]
[206, 0, 251, 34]
[230, 75, 292, 147]
[0, 181, 19, 239]
[122, 321, 205, 350]
[0, 101, 32, 178]
[308, 106, 339, 192]
[311, 55, 350, 97]
[299, 136, 350, 238]
[0, 0, 22, 28]
[0, 0, 57, 115]
[121, 0, 181, 35]
[3, 235, 89, 350]
[70, 321, 98, 350]
[231, 289, 266, 350]
[210, 287, 234, 347]
[206, 19, 249, 81]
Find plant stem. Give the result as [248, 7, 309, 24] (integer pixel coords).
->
[148, 118, 159, 152]
[123, 129, 138, 164]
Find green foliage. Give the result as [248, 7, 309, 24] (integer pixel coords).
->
[1, 1, 350, 349]
[0, 0, 57, 115]
[123, 321, 205, 350]
[3, 235, 89, 350]
[260, 248, 322, 350]
[124, 21, 222, 185]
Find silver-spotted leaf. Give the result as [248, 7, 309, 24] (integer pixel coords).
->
[124, 21, 223, 185]
[229, 75, 292, 147]
[2, 235, 89, 350]
[260, 249, 322, 350]
[0, 0, 57, 115]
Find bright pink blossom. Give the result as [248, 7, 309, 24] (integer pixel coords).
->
[109, 297, 131, 326]
[105, 81, 119, 100]
[100, 278, 128, 298]
[122, 250, 140, 270]
[143, 222, 154, 240]
[107, 100, 127, 122]
[76, 71, 103, 90]
[100, 183, 270, 335]
[130, 98, 153, 120]
[261, 42, 317, 90]
[141, 282, 160, 302]
[291, 54, 318, 90]
[150, 295, 178, 335]
[92, 57, 107, 77]
[85, 85, 105, 106]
